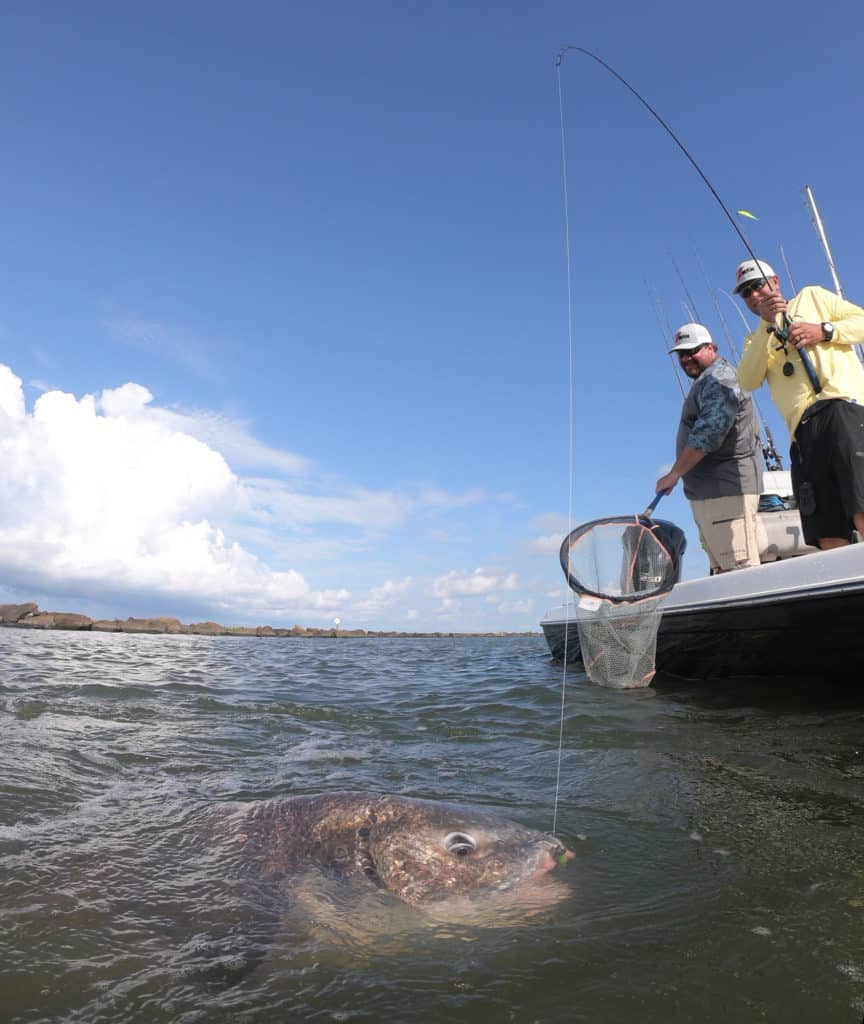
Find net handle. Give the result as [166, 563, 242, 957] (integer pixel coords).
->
[643, 492, 664, 518]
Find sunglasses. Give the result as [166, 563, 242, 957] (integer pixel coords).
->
[678, 343, 708, 357]
[739, 280, 769, 299]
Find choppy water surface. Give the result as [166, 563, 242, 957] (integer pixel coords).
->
[2, 629, 863, 1023]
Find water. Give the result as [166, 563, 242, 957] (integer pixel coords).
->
[2, 629, 863, 1023]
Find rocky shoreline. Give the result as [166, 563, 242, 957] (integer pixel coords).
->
[0, 603, 538, 639]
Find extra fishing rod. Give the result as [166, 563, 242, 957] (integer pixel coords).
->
[645, 279, 687, 399]
[555, 46, 822, 395]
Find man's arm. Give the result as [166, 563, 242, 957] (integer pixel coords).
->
[820, 289, 864, 346]
[656, 376, 737, 494]
[756, 286, 864, 351]
[656, 446, 706, 495]
[737, 326, 771, 390]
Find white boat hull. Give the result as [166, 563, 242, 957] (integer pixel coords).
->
[541, 542, 864, 679]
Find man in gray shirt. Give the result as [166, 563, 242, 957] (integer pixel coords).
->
[655, 322, 763, 572]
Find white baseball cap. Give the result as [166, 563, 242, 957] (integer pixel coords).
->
[734, 259, 777, 293]
[669, 322, 714, 353]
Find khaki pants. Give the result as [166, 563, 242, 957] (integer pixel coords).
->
[690, 494, 760, 571]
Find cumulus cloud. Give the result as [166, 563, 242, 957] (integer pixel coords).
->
[0, 362, 539, 630]
[431, 567, 519, 599]
[348, 577, 414, 620]
[0, 366, 326, 618]
[100, 387, 308, 475]
[526, 533, 564, 556]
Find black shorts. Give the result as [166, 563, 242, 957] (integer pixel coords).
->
[790, 398, 864, 544]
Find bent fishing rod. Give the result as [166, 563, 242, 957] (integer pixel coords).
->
[555, 46, 822, 395]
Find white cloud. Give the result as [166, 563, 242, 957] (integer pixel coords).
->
[175, 412, 307, 475]
[494, 598, 535, 616]
[526, 533, 564, 556]
[431, 567, 519, 599]
[419, 487, 506, 508]
[105, 316, 216, 379]
[0, 366, 26, 418]
[246, 478, 414, 529]
[348, 577, 414, 619]
[0, 366, 328, 618]
[0, 362, 544, 631]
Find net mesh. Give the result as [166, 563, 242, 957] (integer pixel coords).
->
[575, 597, 665, 689]
[560, 515, 685, 688]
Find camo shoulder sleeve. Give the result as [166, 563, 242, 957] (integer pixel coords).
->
[686, 362, 739, 454]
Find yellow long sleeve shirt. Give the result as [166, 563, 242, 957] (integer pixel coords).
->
[737, 285, 864, 438]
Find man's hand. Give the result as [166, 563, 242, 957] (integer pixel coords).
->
[786, 322, 823, 349]
[655, 471, 680, 496]
[754, 290, 787, 321]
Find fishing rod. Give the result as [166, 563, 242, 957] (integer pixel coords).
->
[802, 184, 864, 368]
[555, 46, 822, 395]
[778, 244, 798, 295]
[803, 185, 843, 297]
[669, 254, 703, 325]
[645, 279, 687, 399]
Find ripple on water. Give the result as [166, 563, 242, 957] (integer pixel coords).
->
[1, 631, 863, 1022]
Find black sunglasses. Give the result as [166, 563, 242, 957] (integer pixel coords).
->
[739, 280, 769, 299]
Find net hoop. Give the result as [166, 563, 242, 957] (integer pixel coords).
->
[559, 514, 684, 604]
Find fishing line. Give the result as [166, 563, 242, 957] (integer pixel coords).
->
[554, 45, 822, 393]
[550, 57, 577, 839]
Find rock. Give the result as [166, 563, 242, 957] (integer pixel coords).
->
[184, 622, 226, 636]
[15, 614, 52, 629]
[0, 602, 39, 623]
[15, 611, 92, 630]
[119, 617, 183, 634]
[48, 612, 92, 630]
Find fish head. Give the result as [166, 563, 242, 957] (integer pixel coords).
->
[363, 796, 574, 910]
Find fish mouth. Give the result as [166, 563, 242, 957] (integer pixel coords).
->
[525, 840, 574, 881]
[498, 839, 574, 906]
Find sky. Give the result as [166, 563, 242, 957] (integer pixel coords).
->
[1, 0, 862, 632]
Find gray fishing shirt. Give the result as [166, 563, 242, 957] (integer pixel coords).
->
[675, 355, 763, 501]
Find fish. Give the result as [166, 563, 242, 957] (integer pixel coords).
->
[181, 792, 574, 986]
[232, 791, 574, 912]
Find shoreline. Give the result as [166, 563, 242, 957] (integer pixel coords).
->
[0, 603, 539, 639]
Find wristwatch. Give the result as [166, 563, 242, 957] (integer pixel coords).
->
[821, 321, 835, 342]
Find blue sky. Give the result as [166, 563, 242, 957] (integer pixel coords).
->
[0, 0, 862, 631]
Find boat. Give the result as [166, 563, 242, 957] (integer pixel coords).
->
[542, 175, 864, 680]
[752, 469, 816, 562]
[540, 470, 863, 679]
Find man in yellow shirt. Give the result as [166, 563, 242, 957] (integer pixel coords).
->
[735, 258, 864, 549]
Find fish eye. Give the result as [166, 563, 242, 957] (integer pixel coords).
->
[443, 832, 477, 857]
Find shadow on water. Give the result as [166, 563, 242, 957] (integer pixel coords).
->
[653, 670, 864, 712]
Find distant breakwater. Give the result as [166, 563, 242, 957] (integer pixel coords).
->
[0, 603, 537, 639]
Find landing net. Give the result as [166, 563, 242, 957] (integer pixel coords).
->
[560, 514, 685, 688]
